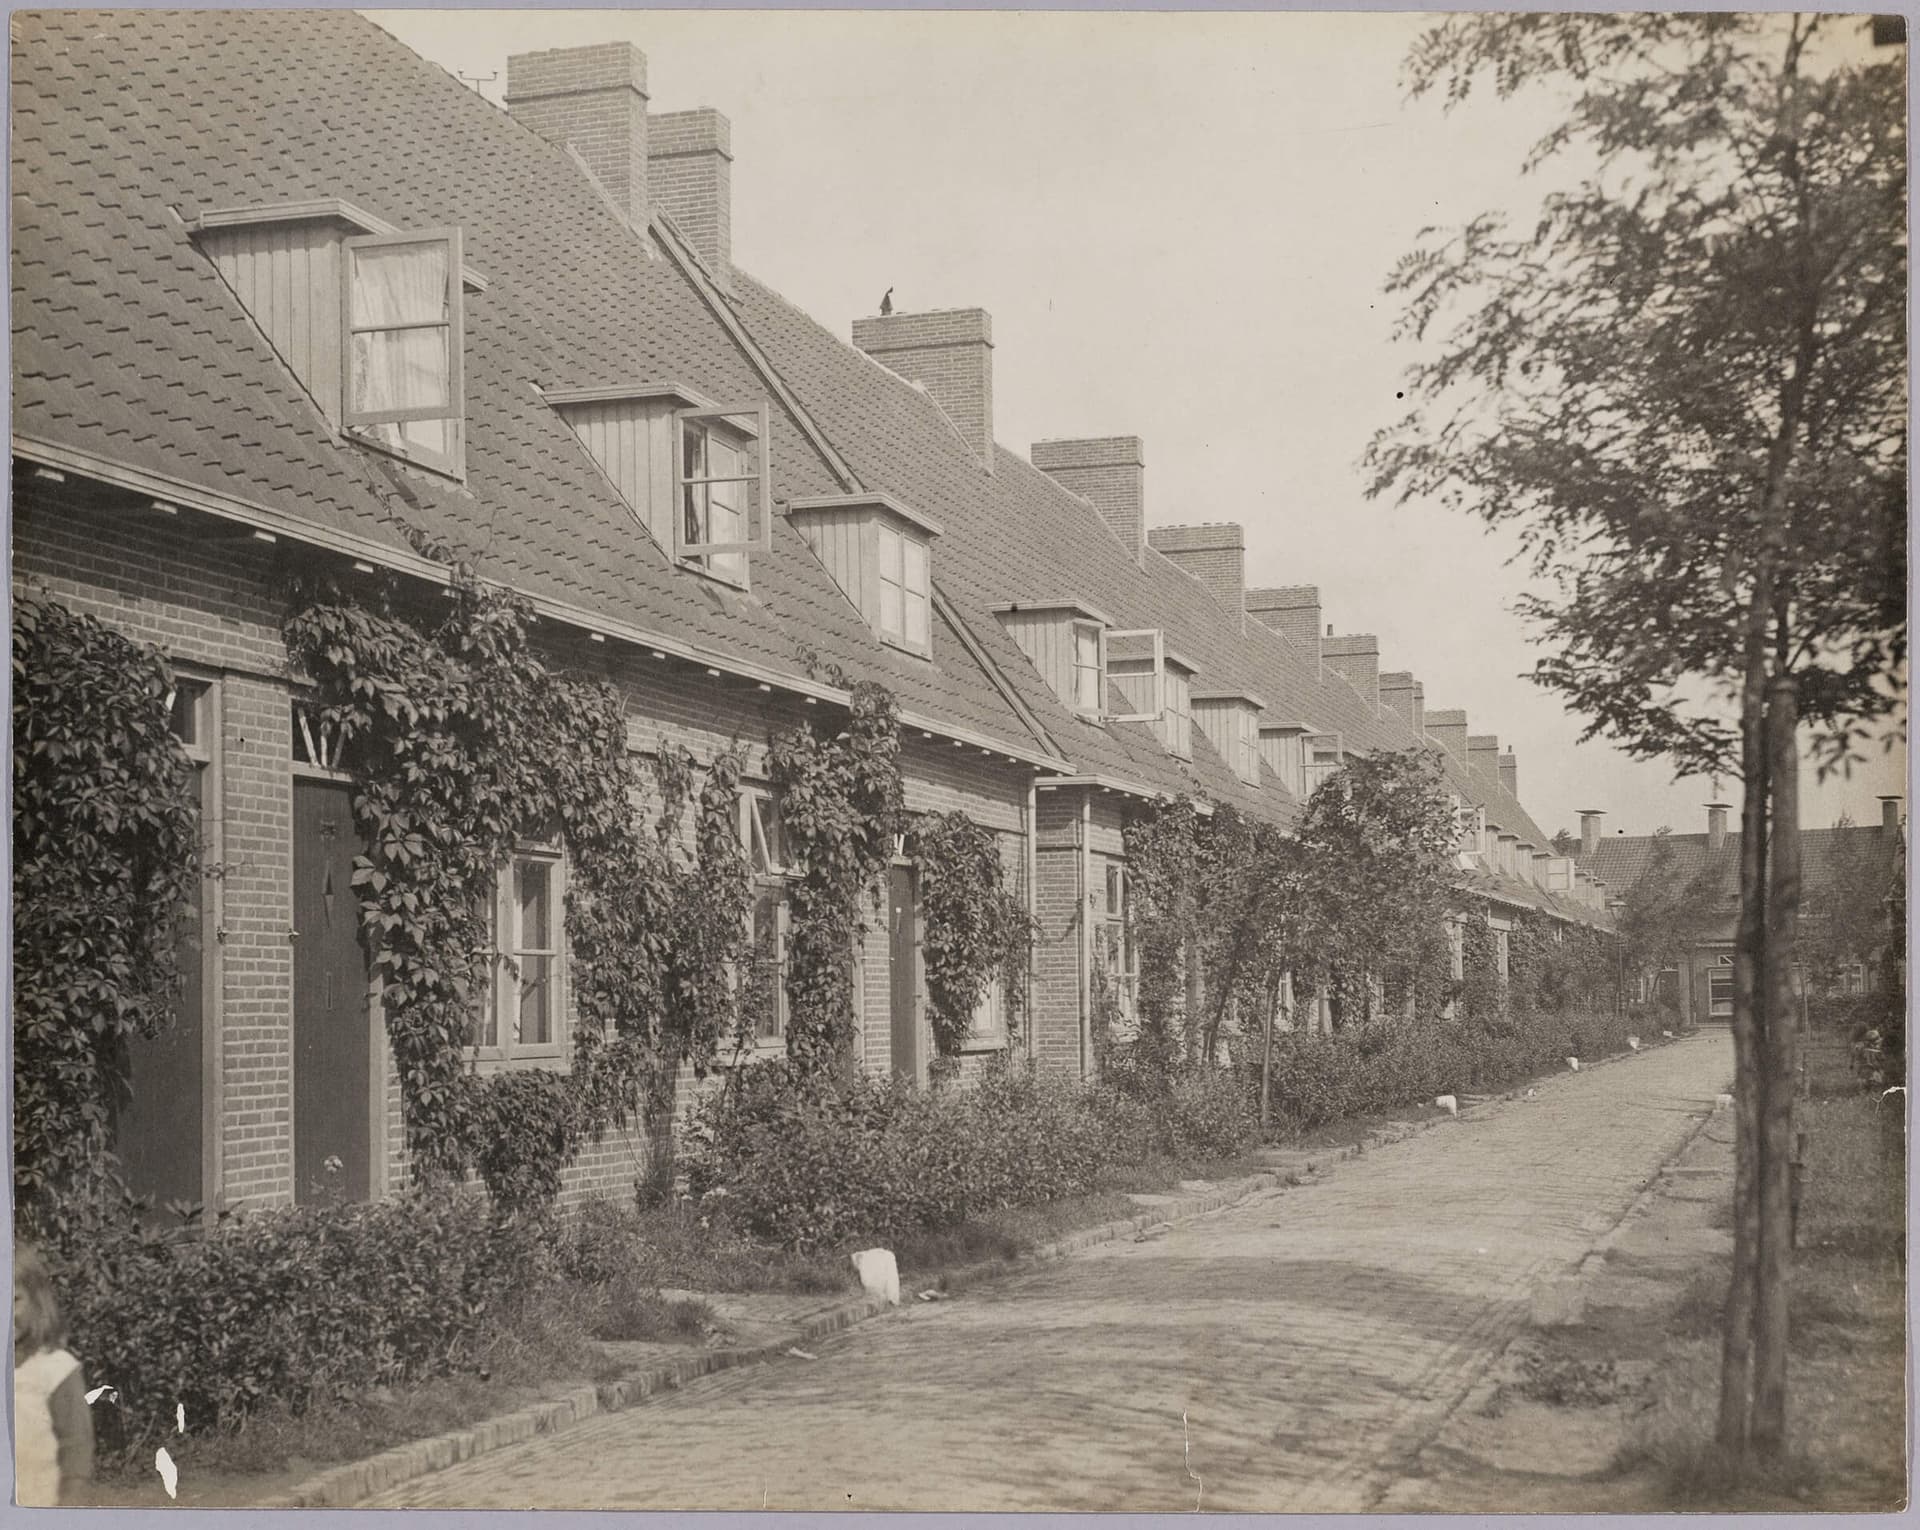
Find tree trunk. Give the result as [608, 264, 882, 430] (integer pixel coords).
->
[1259, 971, 1281, 1134]
[1719, 589, 1773, 1454]
[1753, 676, 1802, 1448]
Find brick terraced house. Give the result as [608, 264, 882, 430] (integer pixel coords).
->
[11, 12, 1614, 1213]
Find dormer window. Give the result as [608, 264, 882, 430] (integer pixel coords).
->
[994, 600, 1110, 715]
[1193, 691, 1268, 787]
[1304, 733, 1343, 793]
[1259, 722, 1311, 797]
[191, 202, 481, 480]
[547, 384, 772, 590]
[1070, 620, 1104, 715]
[343, 231, 464, 474]
[789, 493, 942, 657]
[875, 519, 931, 651]
[1107, 630, 1196, 760]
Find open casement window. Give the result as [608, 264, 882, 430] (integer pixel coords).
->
[471, 848, 566, 1064]
[675, 402, 772, 587]
[342, 229, 464, 477]
[1303, 734, 1343, 794]
[739, 788, 790, 1047]
[1070, 620, 1106, 716]
[1105, 629, 1165, 724]
[875, 520, 932, 655]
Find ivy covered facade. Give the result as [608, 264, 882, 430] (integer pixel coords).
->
[13, 12, 1616, 1219]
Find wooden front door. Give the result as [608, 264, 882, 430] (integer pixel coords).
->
[116, 761, 207, 1217]
[293, 778, 372, 1204]
[888, 864, 923, 1087]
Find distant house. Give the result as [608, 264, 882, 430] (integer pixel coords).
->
[1579, 800, 1905, 1026]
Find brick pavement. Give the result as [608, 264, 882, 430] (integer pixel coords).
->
[367, 1034, 1733, 1512]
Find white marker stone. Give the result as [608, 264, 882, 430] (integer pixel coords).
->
[155, 1447, 179, 1500]
[851, 1247, 901, 1306]
[1435, 1094, 1459, 1116]
[1567, 1057, 1581, 1072]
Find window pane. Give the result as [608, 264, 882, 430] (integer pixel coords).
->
[350, 241, 450, 328]
[350, 326, 451, 414]
[969, 981, 999, 1040]
[518, 954, 553, 1045]
[516, 859, 553, 948]
[878, 576, 903, 635]
[904, 589, 929, 646]
[749, 888, 783, 1041]
[902, 537, 928, 597]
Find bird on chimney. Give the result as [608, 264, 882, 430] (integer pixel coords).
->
[879, 287, 894, 316]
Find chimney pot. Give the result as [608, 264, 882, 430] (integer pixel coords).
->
[1032, 435, 1144, 561]
[1147, 524, 1246, 632]
[1706, 801, 1731, 853]
[1578, 808, 1605, 858]
[856, 309, 996, 472]
[507, 43, 651, 229]
[1880, 795, 1903, 831]
[1498, 748, 1518, 799]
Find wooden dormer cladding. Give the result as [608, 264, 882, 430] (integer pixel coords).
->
[546, 383, 771, 589]
[1258, 720, 1311, 797]
[993, 600, 1112, 718]
[788, 492, 942, 658]
[190, 200, 485, 478]
[1192, 690, 1267, 786]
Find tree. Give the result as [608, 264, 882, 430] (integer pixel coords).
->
[1550, 828, 1581, 858]
[1614, 828, 1727, 1016]
[1367, 14, 1905, 1456]
[1799, 812, 1900, 991]
[1292, 748, 1461, 1029]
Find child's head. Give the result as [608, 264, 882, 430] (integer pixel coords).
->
[13, 1241, 63, 1358]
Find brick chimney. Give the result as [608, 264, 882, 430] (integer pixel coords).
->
[854, 310, 995, 472]
[1427, 708, 1468, 763]
[1706, 801, 1730, 853]
[1323, 635, 1380, 708]
[1380, 671, 1418, 728]
[1031, 436, 1143, 562]
[1147, 524, 1244, 631]
[1498, 748, 1518, 799]
[1246, 586, 1322, 657]
[1880, 795, 1903, 832]
[506, 43, 651, 229]
[1468, 733, 1501, 785]
[648, 107, 731, 287]
[1578, 808, 1604, 858]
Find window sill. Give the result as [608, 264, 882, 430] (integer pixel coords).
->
[878, 632, 933, 661]
[466, 1050, 570, 1074]
[674, 556, 751, 595]
[718, 1038, 786, 1066]
[959, 1033, 1008, 1054]
[343, 425, 466, 484]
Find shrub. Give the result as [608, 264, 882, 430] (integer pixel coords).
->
[50, 1187, 544, 1456]
[685, 1058, 1257, 1252]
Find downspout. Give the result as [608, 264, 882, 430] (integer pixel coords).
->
[1079, 790, 1093, 1079]
[1025, 775, 1039, 1066]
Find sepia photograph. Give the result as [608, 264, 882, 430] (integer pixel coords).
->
[8, 5, 1909, 1515]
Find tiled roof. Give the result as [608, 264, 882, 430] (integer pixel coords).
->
[12, 7, 1592, 874]
[11, 9, 1039, 756]
[1583, 826, 1904, 905]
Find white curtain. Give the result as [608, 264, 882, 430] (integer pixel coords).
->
[348, 241, 451, 456]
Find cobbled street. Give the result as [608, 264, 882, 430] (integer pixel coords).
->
[371, 1034, 1732, 1512]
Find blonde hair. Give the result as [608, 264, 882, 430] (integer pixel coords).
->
[13, 1241, 65, 1357]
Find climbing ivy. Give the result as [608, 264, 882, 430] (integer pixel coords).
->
[1458, 906, 1507, 1026]
[12, 597, 201, 1240]
[907, 810, 1032, 1058]
[1120, 796, 1207, 1067]
[765, 681, 906, 1076]
[282, 574, 750, 1210]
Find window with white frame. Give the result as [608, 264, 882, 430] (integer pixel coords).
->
[677, 407, 772, 588]
[1708, 953, 1734, 1018]
[472, 848, 566, 1062]
[1494, 925, 1511, 979]
[875, 519, 932, 654]
[1305, 735, 1342, 794]
[343, 230, 464, 477]
[1099, 861, 1139, 1017]
[1447, 919, 1466, 981]
[1164, 666, 1193, 760]
[1071, 619, 1104, 715]
[967, 974, 1007, 1046]
[739, 787, 790, 1046]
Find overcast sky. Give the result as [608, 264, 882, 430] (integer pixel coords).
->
[367, 8, 1907, 843]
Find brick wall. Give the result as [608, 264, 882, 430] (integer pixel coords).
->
[1322, 634, 1380, 707]
[648, 108, 730, 281]
[505, 43, 650, 227]
[1246, 585, 1321, 654]
[852, 309, 995, 473]
[1031, 436, 1145, 564]
[1147, 523, 1245, 629]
